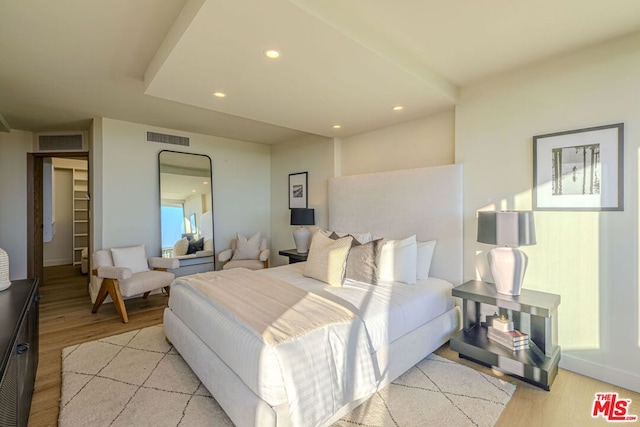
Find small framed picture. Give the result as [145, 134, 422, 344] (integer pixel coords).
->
[533, 123, 623, 211]
[289, 172, 308, 209]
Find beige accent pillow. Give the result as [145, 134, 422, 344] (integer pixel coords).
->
[304, 232, 353, 287]
[110, 245, 149, 274]
[173, 237, 189, 256]
[233, 232, 261, 260]
[345, 238, 384, 284]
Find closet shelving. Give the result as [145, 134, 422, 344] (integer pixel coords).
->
[72, 168, 88, 266]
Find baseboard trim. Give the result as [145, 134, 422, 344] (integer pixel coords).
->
[560, 354, 640, 393]
[43, 259, 73, 267]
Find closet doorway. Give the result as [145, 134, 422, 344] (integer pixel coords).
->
[27, 152, 89, 285]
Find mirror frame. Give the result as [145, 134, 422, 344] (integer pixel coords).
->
[158, 150, 215, 262]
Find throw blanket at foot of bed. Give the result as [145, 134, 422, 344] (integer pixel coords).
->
[179, 268, 356, 345]
[170, 268, 379, 427]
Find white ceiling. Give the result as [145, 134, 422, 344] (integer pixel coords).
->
[2, 0, 640, 144]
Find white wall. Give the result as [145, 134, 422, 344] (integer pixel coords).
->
[340, 109, 455, 176]
[455, 32, 640, 392]
[0, 130, 31, 279]
[95, 118, 271, 266]
[270, 134, 335, 267]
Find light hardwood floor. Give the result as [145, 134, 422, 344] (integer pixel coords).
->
[30, 265, 639, 426]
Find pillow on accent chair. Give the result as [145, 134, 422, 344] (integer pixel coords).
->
[232, 232, 262, 260]
[110, 245, 150, 274]
[304, 232, 353, 287]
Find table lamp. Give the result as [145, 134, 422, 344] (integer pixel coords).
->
[291, 208, 315, 253]
[477, 211, 536, 295]
[0, 248, 11, 291]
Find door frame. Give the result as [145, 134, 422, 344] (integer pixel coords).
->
[27, 152, 90, 281]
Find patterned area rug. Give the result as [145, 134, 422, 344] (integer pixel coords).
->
[59, 325, 515, 426]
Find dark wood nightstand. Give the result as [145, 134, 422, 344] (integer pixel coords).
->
[278, 249, 308, 264]
[450, 280, 561, 390]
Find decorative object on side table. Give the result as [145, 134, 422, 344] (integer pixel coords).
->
[477, 210, 536, 295]
[0, 248, 11, 291]
[291, 208, 315, 253]
[487, 326, 529, 351]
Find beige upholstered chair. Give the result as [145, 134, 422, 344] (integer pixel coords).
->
[218, 233, 269, 270]
[91, 245, 179, 323]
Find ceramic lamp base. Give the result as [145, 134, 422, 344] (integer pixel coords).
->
[0, 248, 11, 291]
[293, 227, 311, 253]
[488, 246, 528, 295]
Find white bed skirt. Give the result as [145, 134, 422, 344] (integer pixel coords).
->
[164, 305, 460, 427]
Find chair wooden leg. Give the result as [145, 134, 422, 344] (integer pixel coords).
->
[263, 260, 269, 269]
[106, 279, 129, 324]
[91, 278, 129, 323]
[164, 286, 171, 297]
[91, 280, 110, 314]
[142, 291, 151, 299]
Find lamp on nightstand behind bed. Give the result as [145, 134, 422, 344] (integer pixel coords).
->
[291, 208, 315, 253]
[477, 210, 536, 296]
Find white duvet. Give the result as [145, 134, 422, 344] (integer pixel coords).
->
[168, 263, 453, 427]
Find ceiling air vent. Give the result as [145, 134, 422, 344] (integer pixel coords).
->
[37, 133, 86, 152]
[147, 131, 189, 146]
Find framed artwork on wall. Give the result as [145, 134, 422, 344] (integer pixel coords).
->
[533, 123, 624, 211]
[289, 172, 308, 209]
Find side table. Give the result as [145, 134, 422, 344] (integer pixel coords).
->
[450, 280, 561, 390]
[278, 249, 308, 264]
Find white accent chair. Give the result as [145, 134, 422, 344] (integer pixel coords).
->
[91, 245, 179, 323]
[218, 236, 269, 270]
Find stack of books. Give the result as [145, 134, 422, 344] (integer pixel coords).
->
[487, 326, 529, 351]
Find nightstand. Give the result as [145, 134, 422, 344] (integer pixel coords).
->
[450, 280, 561, 390]
[278, 249, 308, 264]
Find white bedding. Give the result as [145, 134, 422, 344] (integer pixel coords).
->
[261, 263, 455, 352]
[167, 263, 455, 426]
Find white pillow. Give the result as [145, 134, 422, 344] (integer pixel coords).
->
[172, 237, 189, 256]
[111, 245, 149, 274]
[233, 232, 261, 260]
[377, 235, 417, 284]
[416, 240, 436, 280]
[304, 232, 353, 287]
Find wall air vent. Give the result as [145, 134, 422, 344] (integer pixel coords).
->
[36, 132, 86, 152]
[146, 131, 189, 146]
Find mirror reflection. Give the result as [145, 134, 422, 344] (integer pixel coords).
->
[159, 150, 214, 260]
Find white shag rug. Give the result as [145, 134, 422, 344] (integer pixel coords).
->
[59, 325, 515, 427]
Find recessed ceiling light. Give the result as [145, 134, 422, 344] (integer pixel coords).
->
[333, 125, 341, 129]
[203, 181, 208, 185]
[264, 49, 280, 59]
[392, 106, 404, 111]
[213, 92, 226, 98]
[191, 189, 196, 193]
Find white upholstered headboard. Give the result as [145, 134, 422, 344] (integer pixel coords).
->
[328, 164, 463, 285]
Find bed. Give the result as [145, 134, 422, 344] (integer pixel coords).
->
[164, 164, 463, 426]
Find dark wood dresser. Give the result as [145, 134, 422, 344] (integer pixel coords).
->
[0, 278, 40, 427]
